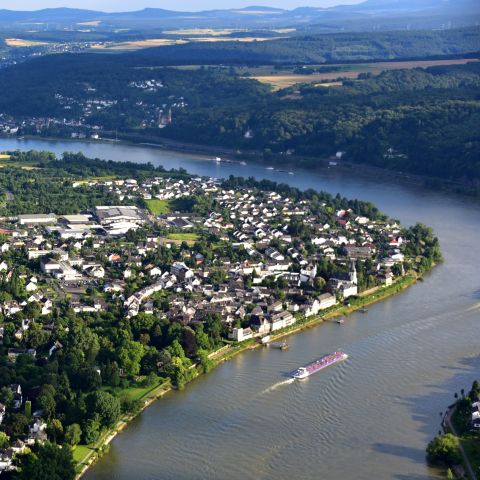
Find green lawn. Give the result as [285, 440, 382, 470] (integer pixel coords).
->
[145, 199, 171, 215]
[167, 233, 199, 241]
[101, 384, 153, 402]
[73, 444, 94, 472]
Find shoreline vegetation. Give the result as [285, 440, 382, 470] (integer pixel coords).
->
[2, 133, 479, 198]
[74, 272, 423, 478]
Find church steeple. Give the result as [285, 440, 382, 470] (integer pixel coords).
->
[349, 260, 357, 285]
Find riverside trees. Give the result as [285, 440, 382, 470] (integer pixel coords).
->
[426, 433, 462, 465]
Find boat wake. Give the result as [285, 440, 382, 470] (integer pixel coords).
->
[260, 378, 295, 395]
[465, 301, 480, 313]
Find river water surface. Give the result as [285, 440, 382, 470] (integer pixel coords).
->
[2, 138, 479, 480]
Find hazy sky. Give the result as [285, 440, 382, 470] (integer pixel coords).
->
[0, 0, 363, 12]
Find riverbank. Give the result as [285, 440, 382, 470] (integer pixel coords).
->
[2, 133, 478, 198]
[438, 389, 480, 480]
[74, 272, 422, 479]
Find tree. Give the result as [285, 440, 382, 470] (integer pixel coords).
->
[88, 391, 121, 428]
[470, 380, 480, 400]
[101, 361, 120, 387]
[38, 385, 56, 420]
[0, 431, 9, 448]
[47, 418, 64, 443]
[198, 349, 214, 374]
[0, 386, 14, 406]
[64, 424, 82, 446]
[6, 413, 29, 438]
[14, 441, 75, 480]
[117, 340, 144, 377]
[181, 327, 197, 357]
[166, 356, 193, 390]
[204, 313, 223, 344]
[194, 324, 211, 351]
[426, 434, 461, 465]
[24, 400, 32, 419]
[167, 339, 186, 361]
[314, 276, 326, 292]
[82, 416, 100, 445]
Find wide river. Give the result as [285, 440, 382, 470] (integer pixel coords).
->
[2, 138, 479, 480]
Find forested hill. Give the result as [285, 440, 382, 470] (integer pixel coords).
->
[0, 45, 479, 187]
[133, 27, 480, 65]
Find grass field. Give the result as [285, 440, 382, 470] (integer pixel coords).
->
[145, 199, 171, 215]
[102, 383, 159, 402]
[73, 445, 93, 464]
[167, 233, 199, 242]
[4, 38, 49, 47]
[250, 57, 480, 89]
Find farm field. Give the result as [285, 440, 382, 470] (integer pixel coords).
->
[163, 28, 248, 36]
[163, 27, 295, 36]
[90, 39, 187, 50]
[89, 35, 280, 51]
[249, 57, 480, 89]
[4, 38, 49, 47]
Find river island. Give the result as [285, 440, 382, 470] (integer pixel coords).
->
[0, 149, 441, 478]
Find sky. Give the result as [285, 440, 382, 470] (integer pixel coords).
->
[0, 0, 363, 12]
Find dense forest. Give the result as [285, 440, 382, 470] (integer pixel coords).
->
[132, 27, 480, 65]
[0, 28, 479, 186]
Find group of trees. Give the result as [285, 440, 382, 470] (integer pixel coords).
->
[403, 223, 443, 273]
[0, 151, 190, 216]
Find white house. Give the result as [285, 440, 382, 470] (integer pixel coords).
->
[231, 327, 254, 342]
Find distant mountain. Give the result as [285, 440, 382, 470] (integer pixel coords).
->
[0, 0, 478, 31]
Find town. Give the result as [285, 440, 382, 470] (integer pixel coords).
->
[0, 152, 440, 474]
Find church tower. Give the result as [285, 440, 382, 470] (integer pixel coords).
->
[349, 260, 357, 285]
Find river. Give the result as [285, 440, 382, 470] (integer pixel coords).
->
[2, 137, 479, 480]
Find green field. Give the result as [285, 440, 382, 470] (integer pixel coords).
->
[73, 445, 93, 463]
[145, 198, 171, 214]
[167, 233, 199, 241]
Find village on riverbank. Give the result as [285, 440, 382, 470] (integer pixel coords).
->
[0, 150, 441, 477]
